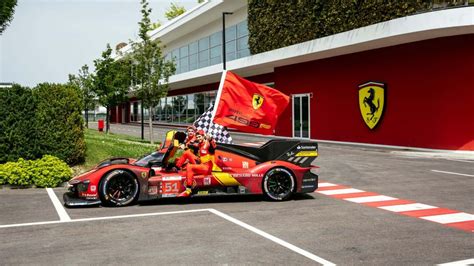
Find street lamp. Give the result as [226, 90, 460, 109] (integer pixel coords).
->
[222, 12, 233, 70]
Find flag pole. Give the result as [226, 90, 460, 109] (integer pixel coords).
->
[211, 70, 227, 122]
[222, 12, 233, 70]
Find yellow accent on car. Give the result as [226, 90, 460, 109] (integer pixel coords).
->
[212, 172, 241, 186]
[295, 151, 318, 157]
[200, 154, 214, 164]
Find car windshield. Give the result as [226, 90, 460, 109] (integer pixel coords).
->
[133, 152, 165, 167]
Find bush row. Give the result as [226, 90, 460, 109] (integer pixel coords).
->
[0, 155, 73, 187]
[248, 0, 471, 54]
[0, 83, 86, 165]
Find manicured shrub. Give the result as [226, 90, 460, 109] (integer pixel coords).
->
[0, 158, 33, 186]
[34, 83, 86, 165]
[0, 84, 37, 163]
[30, 155, 73, 187]
[0, 155, 72, 187]
[0, 83, 86, 165]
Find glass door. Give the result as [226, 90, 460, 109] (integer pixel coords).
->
[292, 94, 310, 138]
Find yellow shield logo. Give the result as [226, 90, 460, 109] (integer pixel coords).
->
[358, 82, 385, 130]
[252, 94, 264, 110]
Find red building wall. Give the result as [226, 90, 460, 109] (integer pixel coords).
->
[274, 34, 474, 150]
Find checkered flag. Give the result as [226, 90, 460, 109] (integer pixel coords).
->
[194, 104, 233, 144]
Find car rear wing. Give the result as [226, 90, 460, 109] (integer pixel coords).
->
[219, 139, 318, 167]
[273, 141, 319, 167]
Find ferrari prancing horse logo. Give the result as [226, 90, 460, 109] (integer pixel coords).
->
[252, 93, 264, 110]
[358, 82, 386, 130]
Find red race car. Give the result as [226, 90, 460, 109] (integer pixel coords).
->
[63, 131, 320, 207]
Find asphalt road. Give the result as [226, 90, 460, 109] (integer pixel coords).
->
[0, 123, 473, 265]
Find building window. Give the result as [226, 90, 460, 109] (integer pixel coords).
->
[164, 20, 249, 75]
[151, 91, 216, 124]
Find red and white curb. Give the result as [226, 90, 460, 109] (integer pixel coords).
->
[316, 182, 474, 233]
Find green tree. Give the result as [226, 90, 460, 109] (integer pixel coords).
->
[165, 2, 186, 20]
[69, 64, 96, 128]
[0, 0, 17, 34]
[93, 44, 131, 134]
[131, 0, 176, 144]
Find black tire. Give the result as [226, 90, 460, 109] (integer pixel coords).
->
[262, 167, 295, 201]
[99, 170, 139, 207]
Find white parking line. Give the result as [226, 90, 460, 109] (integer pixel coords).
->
[209, 209, 335, 265]
[0, 209, 208, 229]
[0, 208, 334, 265]
[431, 170, 474, 177]
[45, 188, 71, 222]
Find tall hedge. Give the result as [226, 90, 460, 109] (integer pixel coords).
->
[0, 84, 37, 162]
[34, 83, 86, 165]
[248, 0, 469, 54]
[0, 83, 85, 165]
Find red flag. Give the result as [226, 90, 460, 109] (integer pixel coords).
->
[212, 71, 290, 135]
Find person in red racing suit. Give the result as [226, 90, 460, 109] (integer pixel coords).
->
[179, 130, 216, 197]
[175, 126, 200, 168]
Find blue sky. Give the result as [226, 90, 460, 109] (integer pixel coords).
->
[0, 0, 198, 87]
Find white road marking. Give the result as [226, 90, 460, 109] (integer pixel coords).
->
[438, 258, 474, 265]
[0, 209, 209, 229]
[431, 170, 474, 177]
[318, 182, 338, 188]
[379, 203, 436, 212]
[421, 213, 474, 224]
[317, 188, 365, 195]
[45, 188, 71, 222]
[345, 195, 397, 203]
[209, 209, 335, 265]
[0, 208, 334, 265]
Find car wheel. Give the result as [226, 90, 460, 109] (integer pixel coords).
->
[99, 170, 139, 207]
[262, 167, 295, 201]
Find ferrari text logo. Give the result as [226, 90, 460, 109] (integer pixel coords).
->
[252, 93, 264, 110]
[358, 82, 385, 130]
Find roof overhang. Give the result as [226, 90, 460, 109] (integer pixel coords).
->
[117, 0, 247, 57]
[168, 6, 474, 90]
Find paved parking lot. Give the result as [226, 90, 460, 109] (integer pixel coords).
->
[1, 125, 473, 265]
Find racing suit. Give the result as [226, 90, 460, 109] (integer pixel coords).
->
[175, 135, 199, 168]
[179, 138, 216, 197]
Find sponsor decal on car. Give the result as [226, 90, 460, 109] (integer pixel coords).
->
[242, 161, 249, 169]
[162, 176, 182, 181]
[297, 145, 317, 150]
[203, 177, 211, 186]
[232, 173, 263, 178]
[90, 185, 96, 192]
[148, 186, 158, 195]
[81, 193, 98, 199]
[295, 151, 318, 157]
